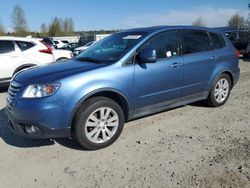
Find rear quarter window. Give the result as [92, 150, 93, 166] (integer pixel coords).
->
[210, 32, 226, 49]
[0, 40, 15, 54]
[15, 41, 35, 51]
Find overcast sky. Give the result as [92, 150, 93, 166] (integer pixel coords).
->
[0, 0, 249, 31]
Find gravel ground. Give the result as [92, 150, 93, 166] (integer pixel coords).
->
[0, 60, 249, 188]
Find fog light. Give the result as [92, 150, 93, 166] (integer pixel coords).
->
[25, 125, 39, 134]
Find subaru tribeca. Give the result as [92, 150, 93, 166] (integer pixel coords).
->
[6, 26, 240, 150]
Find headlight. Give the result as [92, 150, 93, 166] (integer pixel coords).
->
[22, 83, 60, 98]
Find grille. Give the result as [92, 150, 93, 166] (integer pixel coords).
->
[7, 80, 21, 104]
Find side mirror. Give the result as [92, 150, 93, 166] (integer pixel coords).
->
[138, 48, 157, 63]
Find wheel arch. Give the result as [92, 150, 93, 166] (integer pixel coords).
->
[69, 88, 131, 128]
[13, 63, 37, 76]
[208, 69, 235, 93]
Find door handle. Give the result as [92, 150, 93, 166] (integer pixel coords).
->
[170, 62, 182, 68]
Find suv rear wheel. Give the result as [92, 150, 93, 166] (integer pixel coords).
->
[73, 97, 125, 150]
[206, 74, 232, 107]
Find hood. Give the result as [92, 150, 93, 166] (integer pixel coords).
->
[14, 59, 106, 84]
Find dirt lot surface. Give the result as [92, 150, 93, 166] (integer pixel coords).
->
[0, 60, 249, 188]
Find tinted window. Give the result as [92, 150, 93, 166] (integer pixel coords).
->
[238, 31, 245, 38]
[16, 41, 35, 51]
[226, 32, 237, 41]
[210, 33, 226, 49]
[42, 39, 53, 45]
[0, 41, 15, 54]
[142, 31, 178, 58]
[182, 30, 214, 55]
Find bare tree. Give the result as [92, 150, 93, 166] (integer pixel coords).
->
[228, 14, 245, 29]
[68, 18, 74, 35]
[12, 5, 28, 36]
[40, 23, 48, 37]
[0, 17, 5, 35]
[48, 17, 63, 37]
[62, 18, 74, 36]
[192, 17, 206, 27]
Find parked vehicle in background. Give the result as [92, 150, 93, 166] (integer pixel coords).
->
[52, 48, 74, 61]
[41, 37, 58, 49]
[226, 29, 250, 57]
[54, 40, 66, 48]
[40, 39, 74, 61]
[59, 42, 79, 52]
[73, 41, 96, 55]
[6, 26, 240, 150]
[0, 37, 54, 85]
[61, 40, 69, 44]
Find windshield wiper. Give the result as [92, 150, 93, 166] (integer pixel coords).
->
[76, 57, 101, 64]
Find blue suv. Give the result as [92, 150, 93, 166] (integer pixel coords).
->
[6, 26, 240, 150]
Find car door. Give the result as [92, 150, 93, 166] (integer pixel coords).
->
[0, 40, 23, 80]
[134, 30, 183, 112]
[181, 30, 216, 98]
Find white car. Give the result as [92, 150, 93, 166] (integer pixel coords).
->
[40, 39, 73, 61]
[54, 40, 66, 48]
[0, 37, 55, 84]
[52, 49, 73, 61]
[73, 41, 96, 55]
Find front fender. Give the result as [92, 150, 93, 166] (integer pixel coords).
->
[54, 64, 135, 128]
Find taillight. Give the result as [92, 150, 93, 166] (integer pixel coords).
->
[39, 41, 53, 54]
[236, 50, 240, 58]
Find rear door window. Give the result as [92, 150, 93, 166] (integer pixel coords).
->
[182, 30, 214, 55]
[0, 41, 15, 54]
[42, 39, 53, 46]
[210, 32, 226, 49]
[15, 41, 35, 51]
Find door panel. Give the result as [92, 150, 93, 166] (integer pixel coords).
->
[134, 57, 183, 109]
[181, 30, 216, 97]
[0, 41, 23, 79]
[134, 30, 183, 110]
[182, 51, 215, 96]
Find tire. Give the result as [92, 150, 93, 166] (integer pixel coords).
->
[205, 74, 232, 107]
[73, 97, 125, 150]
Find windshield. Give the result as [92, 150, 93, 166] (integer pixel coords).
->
[76, 32, 147, 63]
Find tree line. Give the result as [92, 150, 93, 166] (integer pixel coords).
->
[0, 5, 249, 37]
[192, 14, 248, 29]
[0, 5, 75, 37]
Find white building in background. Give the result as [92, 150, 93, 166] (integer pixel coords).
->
[52, 36, 80, 43]
[95, 34, 111, 41]
[52, 34, 111, 43]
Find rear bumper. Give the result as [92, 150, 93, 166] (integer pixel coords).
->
[233, 68, 240, 86]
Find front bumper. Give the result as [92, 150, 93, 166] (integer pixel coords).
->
[5, 100, 71, 139]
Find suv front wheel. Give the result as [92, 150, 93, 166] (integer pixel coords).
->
[206, 74, 232, 107]
[73, 97, 125, 150]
